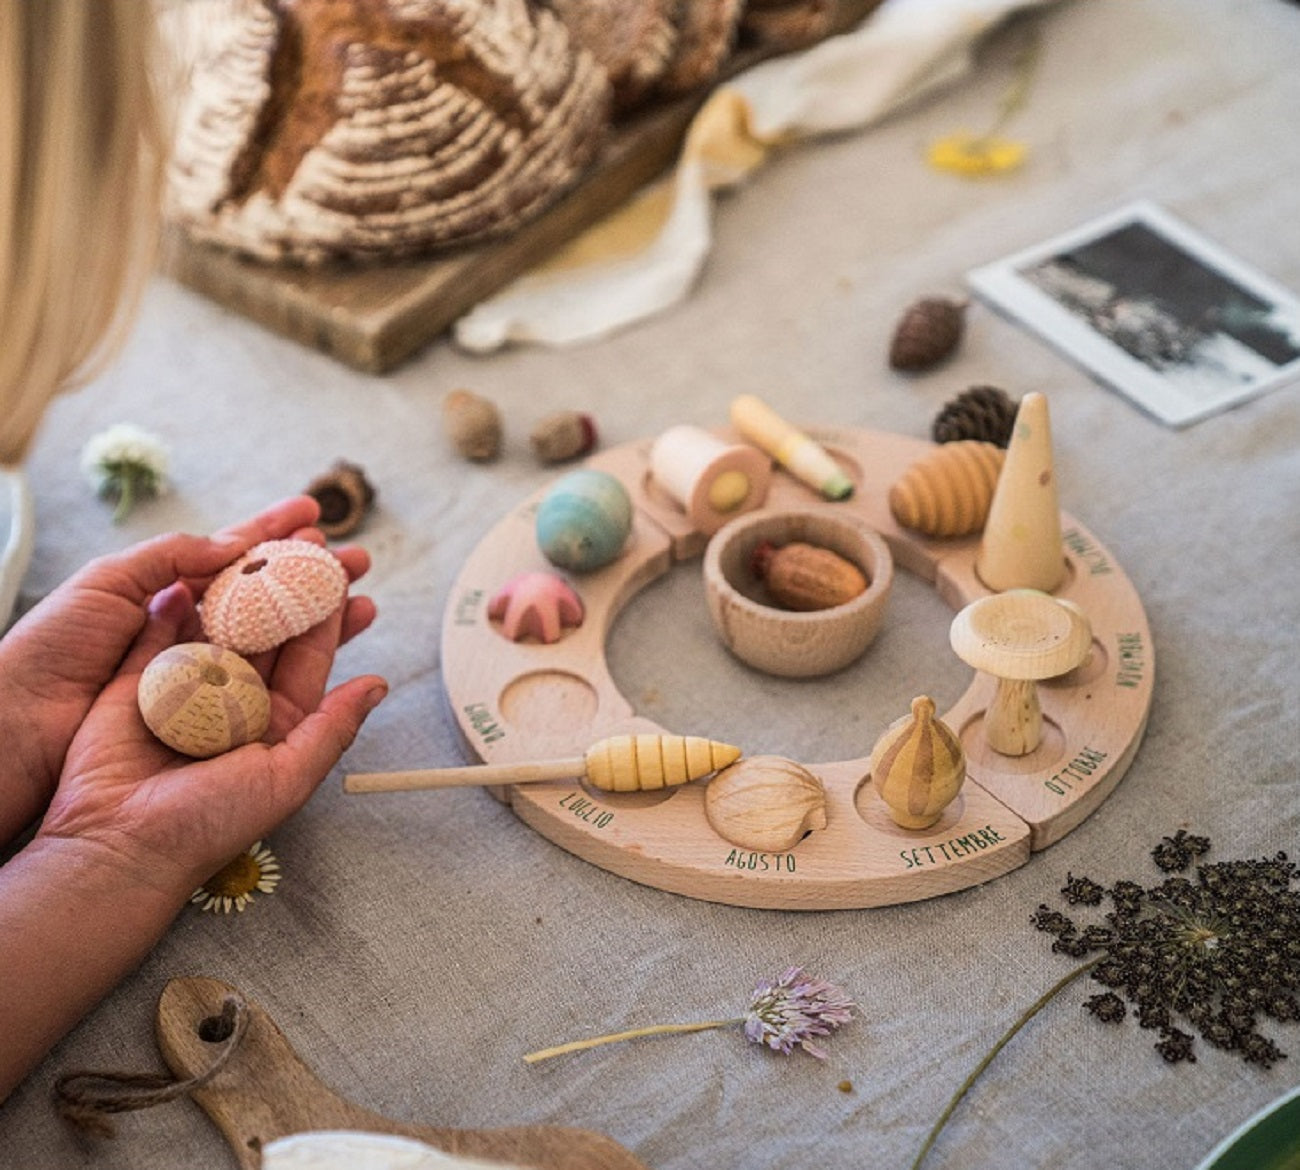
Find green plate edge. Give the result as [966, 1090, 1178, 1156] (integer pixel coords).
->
[1195, 1084, 1300, 1170]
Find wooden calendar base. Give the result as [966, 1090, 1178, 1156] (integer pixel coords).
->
[435, 425, 1154, 909]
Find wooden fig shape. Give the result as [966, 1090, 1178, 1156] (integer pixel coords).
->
[155, 977, 648, 1170]
[975, 392, 1065, 592]
[869, 696, 966, 830]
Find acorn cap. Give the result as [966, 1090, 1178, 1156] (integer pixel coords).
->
[949, 589, 1092, 680]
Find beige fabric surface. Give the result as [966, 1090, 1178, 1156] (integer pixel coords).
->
[3, 1, 1299, 1168]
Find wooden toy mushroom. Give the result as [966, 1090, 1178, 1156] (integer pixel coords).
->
[949, 589, 1092, 757]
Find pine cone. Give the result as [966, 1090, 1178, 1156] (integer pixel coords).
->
[888, 296, 967, 371]
[931, 385, 1019, 447]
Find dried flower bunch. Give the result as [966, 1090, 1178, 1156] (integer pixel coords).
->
[1032, 830, 1298, 1067]
[524, 965, 853, 1064]
[914, 833, 1300, 1169]
[79, 423, 170, 523]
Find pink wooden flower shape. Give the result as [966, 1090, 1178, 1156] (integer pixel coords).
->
[488, 571, 584, 644]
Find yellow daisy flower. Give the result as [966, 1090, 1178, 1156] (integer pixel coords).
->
[190, 841, 281, 914]
[927, 133, 1027, 177]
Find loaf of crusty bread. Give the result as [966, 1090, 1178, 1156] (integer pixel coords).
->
[540, 0, 747, 110]
[167, 0, 612, 264]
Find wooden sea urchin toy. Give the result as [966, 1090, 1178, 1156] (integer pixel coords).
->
[201, 538, 348, 655]
[138, 643, 270, 758]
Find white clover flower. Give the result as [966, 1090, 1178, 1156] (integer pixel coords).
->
[80, 422, 171, 523]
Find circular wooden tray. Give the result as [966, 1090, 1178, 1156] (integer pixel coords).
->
[440, 425, 1154, 909]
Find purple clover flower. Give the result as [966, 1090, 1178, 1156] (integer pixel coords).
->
[743, 966, 856, 1059]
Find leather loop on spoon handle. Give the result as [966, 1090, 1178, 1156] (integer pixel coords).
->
[343, 757, 587, 793]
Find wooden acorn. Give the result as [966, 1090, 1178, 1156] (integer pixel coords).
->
[530, 411, 597, 464]
[442, 390, 502, 461]
[869, 695, 966, 830]
[888, 296, 967, 371]
[750, 540, 868, 611]
[888, 440, 1005, 538]
[138, 643, 271, 758]
[343, 734, 742, 794]
[704, 755, 827, 852]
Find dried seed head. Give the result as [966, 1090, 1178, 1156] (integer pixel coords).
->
[305, 459, 376, 539]
[888, 296, 967, 371]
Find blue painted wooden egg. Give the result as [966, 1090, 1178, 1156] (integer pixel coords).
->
[536, 469, 633, 572]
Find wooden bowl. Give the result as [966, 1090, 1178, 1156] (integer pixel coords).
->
[703, 508, 893, 678]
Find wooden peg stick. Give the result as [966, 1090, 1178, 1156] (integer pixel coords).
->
[345, 757, 586, 793]
[345, 734, 742, 795]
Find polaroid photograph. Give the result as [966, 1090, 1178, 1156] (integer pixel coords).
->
[967, 201, 1300, 426]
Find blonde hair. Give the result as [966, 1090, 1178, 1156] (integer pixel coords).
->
[0, 0, 168, 466]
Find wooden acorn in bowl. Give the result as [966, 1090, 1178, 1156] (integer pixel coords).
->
[703, 508, 893, 678]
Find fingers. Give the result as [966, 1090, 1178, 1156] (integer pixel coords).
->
[263, 675, 389, 816]
[119, 583, 196, 676]
[211, 496, 321, 548]
[340, 595, 377, 646]
[74, 496, 327, 608]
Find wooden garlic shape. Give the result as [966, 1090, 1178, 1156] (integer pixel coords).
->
[869, 696, 966, 830]
[705, 755, 827, 852]
[751, 541, 868, 611]
[888, 441, 1005, 538]
[138, 643, 270, 758]
[201, 539, 348, 655]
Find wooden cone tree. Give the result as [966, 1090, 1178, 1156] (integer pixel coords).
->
[975, 391, 1065, 593]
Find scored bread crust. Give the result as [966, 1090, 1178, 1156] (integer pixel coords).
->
[168, 0, 612, 263]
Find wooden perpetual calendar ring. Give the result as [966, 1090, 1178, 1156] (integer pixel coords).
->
[439, 425, 1154, 910]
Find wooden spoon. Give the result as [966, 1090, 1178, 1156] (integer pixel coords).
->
[156, 977, 648, 1170]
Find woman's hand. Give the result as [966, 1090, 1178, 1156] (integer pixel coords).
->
[28, 504, 385, 897]
[0, 497, 371, 844]
[0, 498, 385, 1104]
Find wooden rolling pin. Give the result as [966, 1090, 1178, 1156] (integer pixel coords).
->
[344, 734, 742, 795]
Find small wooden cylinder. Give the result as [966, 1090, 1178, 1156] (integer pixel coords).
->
[649, 424, 771, 535]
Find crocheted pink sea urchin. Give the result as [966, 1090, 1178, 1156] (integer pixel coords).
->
[201, 539, 347, 655]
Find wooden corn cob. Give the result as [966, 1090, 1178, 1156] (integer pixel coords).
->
[344, 734, 742, 794]
[888, 440, 1005, 538]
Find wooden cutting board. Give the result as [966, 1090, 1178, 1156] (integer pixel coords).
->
[156, 976, 649, 1170]
[163, 0, 885, 374]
